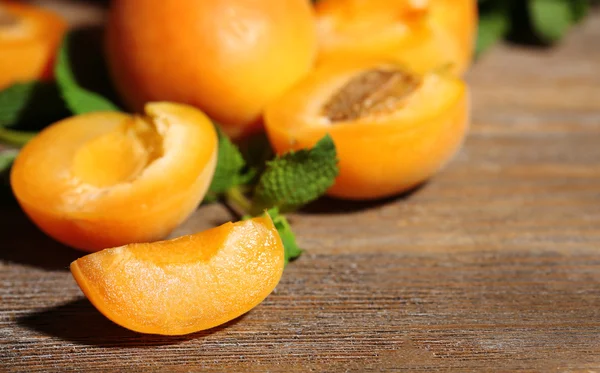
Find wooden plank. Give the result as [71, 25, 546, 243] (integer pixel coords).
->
[1, 4, 599, 372]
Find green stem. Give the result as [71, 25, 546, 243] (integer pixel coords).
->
[0, 128, 37, 147]
[224, 186, 253, 218]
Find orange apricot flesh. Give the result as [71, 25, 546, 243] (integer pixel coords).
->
[11, 102, 218, 251]
[264, 60, 469, 200]
[315, 0, 477, 76]
[0, 1, 67, 88]
[70, 215, 284, 335]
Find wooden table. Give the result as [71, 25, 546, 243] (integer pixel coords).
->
[2, 4, 600, 372]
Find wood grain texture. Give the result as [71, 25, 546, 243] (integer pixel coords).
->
[1, 4, 600, 372]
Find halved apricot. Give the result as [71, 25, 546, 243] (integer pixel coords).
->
[264, 60, 469, 200]
[11, 102, 218, 251]
[315, 0, 477, 75]
[0, 1, 67, 88]
[71, 215, 284, 335]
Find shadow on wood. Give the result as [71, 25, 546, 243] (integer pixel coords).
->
[18, 298, 246, 348]
[298, 182, 427, 215]
[0, 206, 81, 271]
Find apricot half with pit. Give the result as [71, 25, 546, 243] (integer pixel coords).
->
[11, 102, 218, 251]
[71, 214, 284, 335]
[0, 1, 67, 89]
[264, 60, 469, 200]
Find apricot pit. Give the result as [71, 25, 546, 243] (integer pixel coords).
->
[0, 6, 18, 26]
[323, 68, 422, 122]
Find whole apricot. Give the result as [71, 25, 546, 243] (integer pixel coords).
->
[0, 1, 67, 89]
[11, 102, 218, 251]
[106, 0, 318, 140]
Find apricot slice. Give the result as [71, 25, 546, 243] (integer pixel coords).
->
[264, 60, 469, 200]
[70, 215, 284, 335]
[105, 0, 318, 140]
[0, 1, 67, 89]
[315, 0, 477, 76]
[11, 102, 218, 251]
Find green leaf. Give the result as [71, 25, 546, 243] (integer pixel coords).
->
[55, 33, 120, 115]
[267, 207, 302, 266]
[0, 81, 68, 129]
[0, 149, 18, 205]
[253, 134, 339, 214]
[529, 0, 574, 43]
[241, 132, 275, 178]
[208, 126, 254, 196]
[476, 3, 511, 56]
[571, 0, 590, 23]
[0, 149, 18, 173]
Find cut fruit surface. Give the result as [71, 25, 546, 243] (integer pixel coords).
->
[315, 0, 477, 76]
[70, 215, 285, 335]
[11, 102, 218, 251]
[264, 60, 469, 200]
[0, 1, 67, 88]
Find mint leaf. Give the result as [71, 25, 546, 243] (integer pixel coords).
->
[253, 134, 338, 214]
[529, 0, 574, 43]
[0, 81, 68, 129]
[55, 33, 120, 115]
[241, 132, 275, 177]
[208, 126, 253, 195]
[267, 207, 302, 266]
[476, 3, 511, 56]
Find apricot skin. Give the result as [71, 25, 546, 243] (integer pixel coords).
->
[10, 103, 218, 251]
[431, 0, 478, 72]
[264, 61, 470, 200]
[314, 0, 477, 76]
[106, 0, 318, 139]
[70, 215, 285, 335]
[0, 1, 67, 89]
